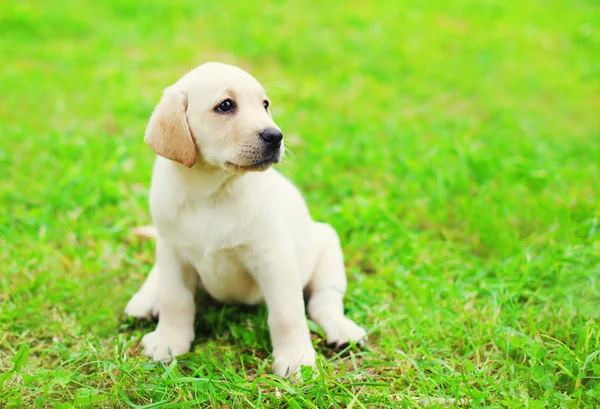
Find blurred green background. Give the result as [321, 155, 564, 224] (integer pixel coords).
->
[1, 0, 599, 408]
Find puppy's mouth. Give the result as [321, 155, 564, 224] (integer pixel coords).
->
[225, 155, 280, 172]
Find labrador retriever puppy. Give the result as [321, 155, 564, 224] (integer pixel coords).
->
[124, 62, 366, 377]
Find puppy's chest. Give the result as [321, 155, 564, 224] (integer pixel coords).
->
[158, 200, 253, 255]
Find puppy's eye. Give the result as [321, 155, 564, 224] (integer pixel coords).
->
[263, 100, 269, 110]
[216, 99, 235, 113]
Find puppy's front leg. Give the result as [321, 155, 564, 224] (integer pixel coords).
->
[243, 245, 316, 378]
[142, 238, 197, 361]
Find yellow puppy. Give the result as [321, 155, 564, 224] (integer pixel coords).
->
[125, 62, 366, 378]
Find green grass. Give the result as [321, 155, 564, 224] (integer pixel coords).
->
[1, 0, 599, 407]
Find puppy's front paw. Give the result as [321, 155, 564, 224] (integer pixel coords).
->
[141, 330, 193, 361]
[272, 344, 317, 378]
[324, 317, 367, 350]
[125, 291, 158, 320]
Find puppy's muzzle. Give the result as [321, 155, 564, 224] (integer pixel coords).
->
[255, 127, 283, 167]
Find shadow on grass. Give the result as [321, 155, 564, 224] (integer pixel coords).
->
[118, 289, 364, 367]
[118, 290, 266, 341]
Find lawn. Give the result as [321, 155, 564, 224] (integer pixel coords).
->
[1, 0, 599, 407]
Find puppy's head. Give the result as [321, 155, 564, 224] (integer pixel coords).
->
[144, 62, 283, 172]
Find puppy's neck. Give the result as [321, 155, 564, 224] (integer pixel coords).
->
[166, 159, 244, 199]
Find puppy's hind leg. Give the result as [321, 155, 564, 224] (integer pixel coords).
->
[125, 264, 160, 320]
[306, 223, 367, 349]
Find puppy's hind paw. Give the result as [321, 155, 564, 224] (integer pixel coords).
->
[324, 317, 367, 350]
[125, 292, 159, 320]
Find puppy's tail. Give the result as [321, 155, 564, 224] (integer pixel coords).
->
[131, 225, 157, 240]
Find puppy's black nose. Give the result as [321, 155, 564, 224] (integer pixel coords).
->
[259, 128, 283, 145]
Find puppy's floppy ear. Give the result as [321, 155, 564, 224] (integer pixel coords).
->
[144, 86, 196, 168]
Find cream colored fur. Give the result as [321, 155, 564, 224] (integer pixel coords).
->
[125, 62, 366, 378]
